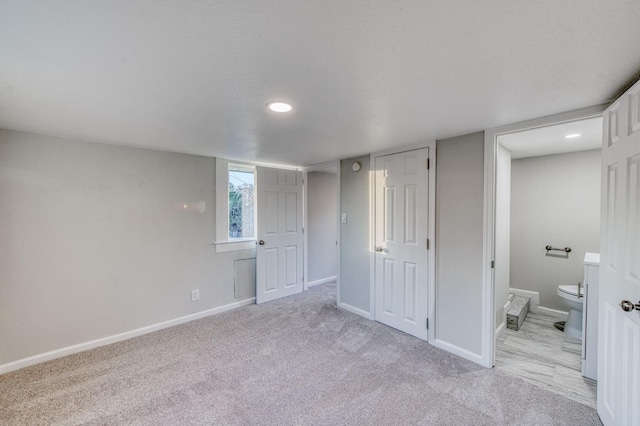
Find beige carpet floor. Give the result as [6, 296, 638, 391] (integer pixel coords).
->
[1, 282, 601, 425]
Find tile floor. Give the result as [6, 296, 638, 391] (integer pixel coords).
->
[495, 312, 597, 408]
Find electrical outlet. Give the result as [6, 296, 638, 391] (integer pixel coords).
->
[191, 289, 200, 301]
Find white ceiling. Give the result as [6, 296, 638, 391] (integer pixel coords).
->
[1, 1, 639, 166]
[499, 116, 603, 159]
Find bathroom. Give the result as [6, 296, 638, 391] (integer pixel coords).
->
[493, 116, 602, 407]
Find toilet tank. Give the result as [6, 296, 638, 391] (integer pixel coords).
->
[582, 252, 600, 380]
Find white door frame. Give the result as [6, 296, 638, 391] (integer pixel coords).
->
[302, 161, 341, 295]
[481, 104, 607, 367]
[369, 141, 437, 342]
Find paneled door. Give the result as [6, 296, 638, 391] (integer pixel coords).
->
[598, 78, 640, 426]
[255, 167, 304, 304]
[374, 148, 429, 339]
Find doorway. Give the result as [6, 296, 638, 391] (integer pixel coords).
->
[371, 146, 436, 341]
[305, 167, 339, 289]
[489, 115, 603, 407]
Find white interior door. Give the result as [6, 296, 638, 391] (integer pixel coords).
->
[598, 79, 640, 426]
[256, 167, 304, 304]
[374, 148, 429, 340]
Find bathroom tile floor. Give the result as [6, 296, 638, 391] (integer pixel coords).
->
[495, 312, 597, 408]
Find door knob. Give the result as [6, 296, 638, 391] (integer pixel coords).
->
[619, 300, 640, 312]
[374, 246, 383, 252]
[258, 240, 265, 246]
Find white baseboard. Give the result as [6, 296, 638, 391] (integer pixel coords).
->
[509, 287, 540, 313]
[537, 306, 569, 320]
[0, 297, 256, 375]
[338, 301, 374, 320]
[307, 275, 337, 287]
[495, 321, 507, 340]
[433, 339, 484, 366]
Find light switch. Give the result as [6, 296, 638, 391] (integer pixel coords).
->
[341, 213, 347, 223]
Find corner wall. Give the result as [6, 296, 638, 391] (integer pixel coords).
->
[339, 156, 371, 315]
[435, 132, 485, 361]
[0, 129, 255, 367]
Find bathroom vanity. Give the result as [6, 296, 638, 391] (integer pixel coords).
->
[582, 252, 599, 380]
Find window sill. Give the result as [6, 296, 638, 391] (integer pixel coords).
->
[214, 239, 256, 253]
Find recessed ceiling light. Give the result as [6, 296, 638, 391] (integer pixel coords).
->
[565, 133, 581, 139]
[267, 102, 293, 113]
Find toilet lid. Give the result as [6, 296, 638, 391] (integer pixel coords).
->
[558, 284, 580, 296]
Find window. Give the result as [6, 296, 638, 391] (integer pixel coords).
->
[228, 167, 255, 240]
[215, 158, 256, 252]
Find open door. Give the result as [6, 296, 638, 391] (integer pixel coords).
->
[598, 78, 640, 425]
[255, 166, 304, 304]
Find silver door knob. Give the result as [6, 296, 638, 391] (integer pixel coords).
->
[374, 246, 383, 252]
[620, 300, 640, 312]
[258, 240, 265, 246]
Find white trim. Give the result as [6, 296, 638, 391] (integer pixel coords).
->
[303, 170, 308, 290]
[0, 297, 256, 375]
[482, 104, 607, 369]
[307, 275, 337, 287]
[427, 143, 437, 343]
[367, 141, 436, 158]
[221, 156, 301, 171]
[215, 157, 230, 244]
[336, 164, 342, 306]
[433, 339, 484, 365]
[369, 141, 436, 342]
[369, 152, 376, 319]
[339, 301, 374, 320]
[482, 128, 496, 367]
[537, 306, 569, 319]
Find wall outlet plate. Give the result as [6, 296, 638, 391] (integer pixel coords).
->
[191, 289, 200, 301]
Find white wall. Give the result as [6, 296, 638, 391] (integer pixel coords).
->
[510, 149, 601, 311]
[0, 129, 255, 366]
[307, 171, 337, 284]
[494, 145, 512, 330]
[435, 132, 485, 361]
[339, 156, 371, 314]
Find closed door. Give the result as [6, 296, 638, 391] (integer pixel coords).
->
[598, 78, 640, 425]
[255, 167, 304, 304]
[374, 148, 429, 339]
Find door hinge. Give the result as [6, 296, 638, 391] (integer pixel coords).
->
[426, 238, 430, 250]
[426, 318, 429, 329]
[427, 158, 430, 170]
[491, 260, 495, 269]
[302, 227, 305, 234]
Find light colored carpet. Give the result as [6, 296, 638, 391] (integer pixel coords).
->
[1, 282, 602, 425]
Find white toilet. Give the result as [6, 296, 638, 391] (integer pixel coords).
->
[557, 284, 583, 339]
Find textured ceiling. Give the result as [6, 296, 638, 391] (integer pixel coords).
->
[1, 1, 639, 166]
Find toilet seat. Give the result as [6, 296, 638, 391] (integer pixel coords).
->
[558, 284, 580, 296]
